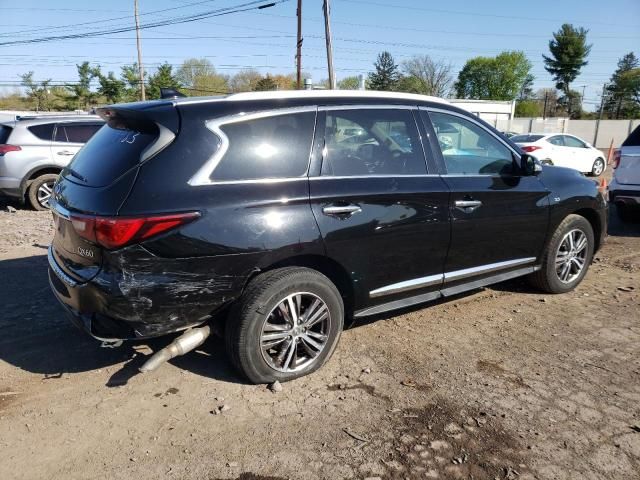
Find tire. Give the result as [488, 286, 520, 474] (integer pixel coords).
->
[225, 267, 344, 383]
[27, 173, 58, 210]
[528, 214, 594, 294]
[590, 158, 605, 177]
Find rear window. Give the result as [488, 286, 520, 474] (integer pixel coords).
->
[0, 125, 12, 144]
[622, 125, 640, 147]
[63, 124, 157, 187]
[211, 111, 316, 181]
[28, 123, 55, 141]
[511, 134, 544, 143]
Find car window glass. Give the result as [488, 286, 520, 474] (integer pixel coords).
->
[56, 123, 102, 144]
[511, 134, 544, 143]
[212, 111, 316, 181]
[54, 125, 68, 142]
[28, 123, 55, 141]
[321, 108, 426, 176]
[426, 111, 514, 175]
[563, 136, 585, 148]
[548, 136, 564, 146]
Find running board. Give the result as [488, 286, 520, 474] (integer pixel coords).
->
[354, 265, 539, 318]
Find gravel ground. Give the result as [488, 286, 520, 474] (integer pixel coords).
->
[0, 186, 638, 480]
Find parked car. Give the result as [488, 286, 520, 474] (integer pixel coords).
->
[501, 131, 519, 139]
[0, 115, 104, 209]
[47, 91, 607, 383]
[511, 133, 606, 176]
[609, 124, 640, 221]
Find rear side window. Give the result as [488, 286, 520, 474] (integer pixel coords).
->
[55, 123, 103, 144]
[28, 123, 55, 141]
[511, 134, 543, 143]
[548, 135, 564, 146]
[563, 136, 586, 148]
[0, 125, 12, 144]
[64, 124, 157, 187]
[622, 125, 640, 147]
[321, 108, 426, 176]
[211, 111, 316, 181]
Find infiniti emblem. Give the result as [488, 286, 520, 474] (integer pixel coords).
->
[77, 247, 95, 258]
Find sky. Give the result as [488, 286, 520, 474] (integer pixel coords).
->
[1, 0, 639, 111]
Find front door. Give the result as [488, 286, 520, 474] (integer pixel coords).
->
[420, 108, 550, 289]
[309, 106, 451, 310]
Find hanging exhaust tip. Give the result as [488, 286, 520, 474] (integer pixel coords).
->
[139, 325, 211, 373]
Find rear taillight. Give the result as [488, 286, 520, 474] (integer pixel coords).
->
[70, 212, 200, 249]
[0, 144, 21, 155]
[612, 148, 621, 168]
[520, 145, 541, 153]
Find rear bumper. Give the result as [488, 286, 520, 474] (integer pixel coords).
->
[0, 176, 22, 198]
[47, 245, 244, 341]
[609, 179, 640, 205]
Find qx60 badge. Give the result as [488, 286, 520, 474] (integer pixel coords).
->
[77, 246, 95, 258]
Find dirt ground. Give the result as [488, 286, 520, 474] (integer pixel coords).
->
[0, 182, 639, 480]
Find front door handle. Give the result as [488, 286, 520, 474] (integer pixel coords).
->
[57, 151, 75, 156]
[322, 204, 362, 217]
[454, 200, 482, 213]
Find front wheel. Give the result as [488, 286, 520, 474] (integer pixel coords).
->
[529, 214, 594, 293]
[590, 158, 605, 176]
[225, 267, 344, 383]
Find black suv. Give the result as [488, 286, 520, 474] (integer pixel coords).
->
[48, 91, 607, 383]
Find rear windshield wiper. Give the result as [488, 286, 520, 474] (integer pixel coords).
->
[65, 167, 88, 183]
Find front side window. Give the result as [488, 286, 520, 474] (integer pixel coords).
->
[212, 111, 316, 181]
[563, 135, 586, 148]
[548, 136, 564, 146]
[426, 111, 514, 175]
[321, 108, 426, 176]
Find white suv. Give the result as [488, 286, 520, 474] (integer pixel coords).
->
[0, 115, 104, 209]
[609, 125, 640, 221]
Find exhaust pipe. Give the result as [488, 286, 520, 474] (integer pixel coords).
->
[139, 325, 211, 373]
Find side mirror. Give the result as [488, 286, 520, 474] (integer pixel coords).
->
[521, 153, 543, 176]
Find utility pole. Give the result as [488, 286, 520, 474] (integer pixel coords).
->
[134, 0, 146, 101]
[542, 91, 548, 120]
[296, 0, 302, 89]
[322, 0, 336, 89]
[594, 83, 607, 146]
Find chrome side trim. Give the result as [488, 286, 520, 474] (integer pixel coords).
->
[188, 106, 317, 187]
[48, 246, 78, 287]
[444, 257, 536, 282]
[309, 174, 442, 180]
[370, 273, 443, 298]
[319, 104, 415, 111]
[440, 265, 537, 297]
[140, 123, 175, 163]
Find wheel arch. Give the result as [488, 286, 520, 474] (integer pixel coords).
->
[20, 165, 62, 195]
[572, 208, 603, 252]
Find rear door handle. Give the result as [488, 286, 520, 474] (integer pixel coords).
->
[57, 151, 75, 156]
[454, 200, 482, 212]
[322, 204, 362, 216]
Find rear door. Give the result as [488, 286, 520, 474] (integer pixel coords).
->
[51, 122, 103, 165]
[420, 108, 549, 289]
[309, 105, 450, 311]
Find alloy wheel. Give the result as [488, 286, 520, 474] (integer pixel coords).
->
[260, 292, 331, 373]
[555, 229, 588, 284]
[37, 181, 54, 209]
[592, 159, 604, 176]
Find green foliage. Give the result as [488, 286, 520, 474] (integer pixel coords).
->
[20, 71, 53, 111]
[337, 76, 361, 90]
[368, 51, 399, 91]
[120, 63, 144, 101]
[543, 24, 591, 117]
[67, 62, 101, 109]
[176, 58, 229, 96]
[253, 75, 278, 91]
[399, 55, 452, 97]
[147, 63, 182, 100]
[455, 51, 533, 101]
[229, 69, 262, 92]
[98, 72, 126, 104]
[603, 52, 640, 119]
[515, 100, 541, 117]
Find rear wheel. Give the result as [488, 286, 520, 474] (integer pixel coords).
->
[27, 173, 58, 210]
[225, 267, 344, 383]
[529, 214, 594, 293]
[590, 158, 605, 176]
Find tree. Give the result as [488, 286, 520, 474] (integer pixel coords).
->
[515, 100, 541, 117]
[147, 63, 182, 100]
[20, 72, 52, 111]
[337, 76, 361, 90]
[518, 74, 535, 101]
[253, 75, 278, 91]
[121, 63, 144, 101]
[543, 24, 592, 118]
[604, 52, 640, 119]
[455, 51, 533, 101]
[98, 71, 126, 104]
[229, 69, 262, 92]
[368, 51, 399, 91]
[176, 58, 229, 96]
[399, 55, 453, 97]
[537, 88, 559, 118]
[68, 62, 101, 109]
